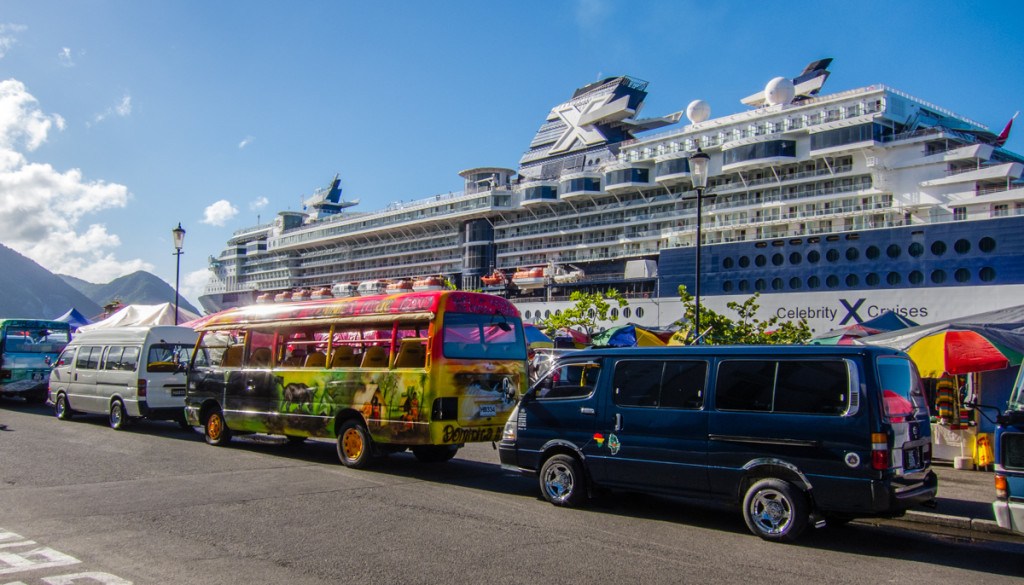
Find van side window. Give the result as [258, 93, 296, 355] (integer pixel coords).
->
[75, 346, 102, 370]
[104, 346, 139, 372]
[613, 360, 707, 409]
[716, 359, 852, 415]
[535, 362, 600, 400]
[104, 346, 125, 370]
[55, 347, 76, 367]
[120, 346, 140, 371]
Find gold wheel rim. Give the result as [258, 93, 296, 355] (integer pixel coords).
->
[342, 428, 363, 460]
[208, 415, 222, 440]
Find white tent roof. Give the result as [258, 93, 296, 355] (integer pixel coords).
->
[77, 303, 201, 332]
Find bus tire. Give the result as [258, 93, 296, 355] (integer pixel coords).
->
[539, 454, 588, 507]
[204, 409, 232, 446]
[109, 399, 129, 430]
[336, 419, 374, 469]
[411, 445, 459, 463]
[742, 478, 809, 542]
[55, 393, 72, 420]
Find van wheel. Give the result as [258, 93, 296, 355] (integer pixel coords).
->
[109, 400, 129, 430]
[742, 478, 809, 542]
[55, 394, 72, 420]
[539, 454, 588, 507]
[336, 419, 374, 469]
[204, 409, 232, 446]
[411, 445, 459, 463]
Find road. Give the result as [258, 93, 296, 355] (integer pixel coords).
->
[1, 398, 1022, 585]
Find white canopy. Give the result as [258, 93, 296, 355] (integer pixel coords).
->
[78, 303, 201, 332]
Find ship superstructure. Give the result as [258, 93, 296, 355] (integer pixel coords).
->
[201, 61, 1024, 332]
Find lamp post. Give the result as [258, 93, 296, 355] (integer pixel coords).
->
[172, 223, 186, 325]
[689, 148, 710, 341]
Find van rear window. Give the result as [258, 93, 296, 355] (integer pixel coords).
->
[876, 356, 928, 422]
[715, 359, 853, 415]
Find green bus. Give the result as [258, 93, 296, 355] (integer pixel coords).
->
[0, 319, 72, 403]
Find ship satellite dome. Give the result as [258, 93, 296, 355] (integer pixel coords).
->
[687, 99, 710, 123]
[764, 76, 796, 105]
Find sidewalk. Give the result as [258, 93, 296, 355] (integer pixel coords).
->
[862, 461, 1020, 541]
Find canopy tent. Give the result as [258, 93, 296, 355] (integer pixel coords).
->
[814, 311, 919, 344]
[77, 303, 201, 332]
[592, 323, 673, 347]
[53, 308, 91, 329]
[523, 323, 553, 349]
[859, 304, 1024, 358]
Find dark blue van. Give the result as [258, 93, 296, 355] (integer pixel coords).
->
[498, 345, 937, 541]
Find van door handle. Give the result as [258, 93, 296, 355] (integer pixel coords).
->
[580, 407, 595, 415]
[614, 413, 622, 431]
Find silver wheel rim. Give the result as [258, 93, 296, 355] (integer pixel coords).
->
[111, 403, 122, 427]
[56, 397, 66, 417]
[542, 462, 575, 502]
[749, 488, 793, 535]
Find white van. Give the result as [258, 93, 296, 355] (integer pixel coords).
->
[48, 326, 202, 430]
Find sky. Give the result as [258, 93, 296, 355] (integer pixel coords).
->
[1, 0, 1022, 311]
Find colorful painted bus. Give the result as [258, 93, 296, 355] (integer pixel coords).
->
[0, 319, 72, 403]
[184, 290, 528, 467]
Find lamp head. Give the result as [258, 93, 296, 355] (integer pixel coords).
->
[172, 223, 186, 250]
[689, 148, 710, 189]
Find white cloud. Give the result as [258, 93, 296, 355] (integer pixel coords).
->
[180, 267, 212, 306]
[201, 199, 238, 226]
[58, 47, 74, 67]
[0, 79, 153, 282]
[249, 196, 268, 211]
[89, 94, 132, 126]
[0, 24, 27, 59]
[239, 135, 254, 149]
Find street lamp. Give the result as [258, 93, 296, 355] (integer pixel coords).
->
[689, 148, 710, 342]
[172, 223, 186, 325]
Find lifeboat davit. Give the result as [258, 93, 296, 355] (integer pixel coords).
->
[512, 267, 547, 290]
[480, 270, 507, 287]
[413, 276, 447, 292]
[357, 279, 387, 296]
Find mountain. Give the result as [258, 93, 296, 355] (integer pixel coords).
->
[59, 271, 201, 315]
[0, 243, 103, 319]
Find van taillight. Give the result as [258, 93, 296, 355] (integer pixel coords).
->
[137, 379, 147, 397]
[995, 475, 1008, 500]
[871, 432, 890, 470]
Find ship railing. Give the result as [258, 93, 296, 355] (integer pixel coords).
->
[976, 183, 1024, 196]
[232, 222, 275, 236]
[945, 163, 1006, 177]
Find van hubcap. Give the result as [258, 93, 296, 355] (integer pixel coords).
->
[750, 489, 792, 534]
[208, 415, 222, 439]
[543, 463, 574, 501]
[342, 429, 363, 460]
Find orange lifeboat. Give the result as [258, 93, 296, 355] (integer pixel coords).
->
[311, 287, 334, 300]
[413, 276, 447, 292]
[256, 292, 274, 304]
[291, 289, 311, 302]
[273, 291, 293, 303]
[481, 270, 507, 286]
[386, 280, 414, 293]
[512, 266, 547, 290]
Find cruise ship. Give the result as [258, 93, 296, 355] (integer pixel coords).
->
[199, 59, 1024, 333]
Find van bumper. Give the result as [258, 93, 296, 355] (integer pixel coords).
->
[993, 500, 1024, 533]
[137, 403, 186, 422]
[869, 470, 938, 513]
[498, 442, 535, 475]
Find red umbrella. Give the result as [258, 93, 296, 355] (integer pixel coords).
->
[906, 330, 1013, 377]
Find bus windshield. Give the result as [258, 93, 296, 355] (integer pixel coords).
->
[442, 313, 527, 360]
[3, 327, 70, 353]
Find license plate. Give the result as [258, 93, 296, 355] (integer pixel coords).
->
[32, 372, 43, 381]
[171, 389, 186, 396]
[479, 404, 496, 417]
[903, 446, 922, 470]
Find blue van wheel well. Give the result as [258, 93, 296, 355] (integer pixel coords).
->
[738, 462, 813, 504]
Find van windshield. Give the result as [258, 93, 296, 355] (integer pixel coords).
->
[876, 356, 928, 421]
[147, 344, 203, 372]
[1008, 369, 1024, 412]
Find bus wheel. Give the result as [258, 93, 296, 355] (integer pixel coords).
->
[109, 399, 129, 430]
[204, 409, 232, 446]
[55, 393, 72, 420]
[411, 445, 459, 463]
[539, 454, 588, 507]
[742, 478, 809, 542]
[336, 419, 374, 469]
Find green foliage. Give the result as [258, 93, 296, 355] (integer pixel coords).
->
[536, 290, 628, 342]
[673, 285, 812, 345]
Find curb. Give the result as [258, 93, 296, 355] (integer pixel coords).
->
[861, 510, 1023, 543]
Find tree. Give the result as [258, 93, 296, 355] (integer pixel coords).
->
[673, 285, 812, 345]
[536, 290, 628, 343]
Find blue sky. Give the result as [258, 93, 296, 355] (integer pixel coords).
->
[1, 1, 1022, 309]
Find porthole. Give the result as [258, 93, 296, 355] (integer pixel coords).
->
[755, 255, 767, 267]
[931, 241, 947, 255]
[772, 253, 784, 266]
[739, 280, 750, 291]
[955, 268, 970, 283]
[524, 310, 532, 319]
[555, 309, 562, 316]
[931, 270, 946, 284]
[807, 250, 821, 263]
[789, 252, 802, 265]
[544, 310, 552, 318]
[909, 270, 924, 285]
[826, 249, 840, 262]
[636, 307, 645, 318]
[723, 281, 734, 292]
[789, 277, 801, 290]
[739, 256, 750, 268]
[979, 237, 996, 253]
[887, 272, 901, 286]
[623, 308, 632, 319]
[955, 239, 970, 254]
[846, 274, 859, 287]
[846, 248, 859, 261]
[772, 278, 783, 290]
[723, 257, 735, 269]
[588, 309, 596, 318]
[610, 308, 618, 318]
[866, 273, 880, 286]
[886, 244, 901, 259]
[755, 279, 766, 291]
[909, 242, 924, 257]
[866, 246, 880, 260]
[980, 267, 996, 282]
[826, 275, 839, 289]
[807, 276, 821, 289]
